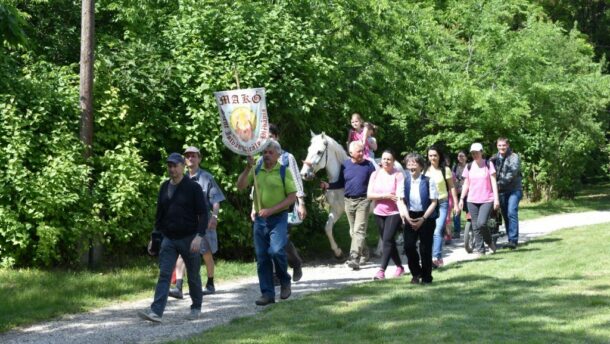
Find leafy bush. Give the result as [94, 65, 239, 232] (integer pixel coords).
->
[1, 0, 608, 267]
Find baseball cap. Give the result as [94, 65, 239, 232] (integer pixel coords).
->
[470, 143, 483, 152]
[166, 152, 185, 164]
[183, 146, 200, 155]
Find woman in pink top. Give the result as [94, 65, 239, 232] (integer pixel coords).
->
[367, 150, 405, 280]
[458, 143, 500, 256]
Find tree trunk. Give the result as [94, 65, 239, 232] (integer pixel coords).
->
[79, 0, 100, 267]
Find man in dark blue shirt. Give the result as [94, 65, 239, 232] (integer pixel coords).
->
[138, 152, 208, 323]
[328, 141, 376, 270]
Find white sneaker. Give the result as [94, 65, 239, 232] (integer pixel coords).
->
[186, 309, 201, 321]
[137, 310, 162, 323]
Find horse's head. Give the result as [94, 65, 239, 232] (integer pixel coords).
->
[300, 131, 330, 181]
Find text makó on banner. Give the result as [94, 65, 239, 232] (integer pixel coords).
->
[214, 88, 269, 156]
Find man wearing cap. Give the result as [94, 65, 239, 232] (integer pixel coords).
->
[237, 139, 297, 306]
[138, 153, 208, 323]
[169, 146, 226, 299]
[492, 137, 522, 249]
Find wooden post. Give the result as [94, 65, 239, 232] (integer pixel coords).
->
[79, 0, 100, 267]
[232, 66, 261, 211]
[80, 0, 94, 156]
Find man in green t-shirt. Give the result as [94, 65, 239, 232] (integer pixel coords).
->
[237, 139, 297, 306]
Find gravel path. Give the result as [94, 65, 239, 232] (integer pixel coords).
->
[2, 210, 610, 344]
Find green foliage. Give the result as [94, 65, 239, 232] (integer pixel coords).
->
[0, 0, 608, 267]
[0, 2, 29, 48]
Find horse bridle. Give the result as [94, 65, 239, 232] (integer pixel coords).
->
[306, 138, 329, 173]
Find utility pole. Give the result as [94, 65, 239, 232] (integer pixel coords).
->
[79, 0, 99, 267]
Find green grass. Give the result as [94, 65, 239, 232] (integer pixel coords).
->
[177, 223, 610, 344]
[519, 181, 610, 220]
[0, 258, 255, 333]
[1, 181, 608, 334]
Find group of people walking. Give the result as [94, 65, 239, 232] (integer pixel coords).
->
[137, 113, 523, 322]
[336, 113, 523, 286]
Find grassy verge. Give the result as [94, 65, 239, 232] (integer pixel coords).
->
[0, 258, 255, 333]
[519, 181, 610, 220]
[178, 222, 610, 344]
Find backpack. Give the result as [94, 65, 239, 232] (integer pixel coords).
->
[466, 159, 491, 172]
[254, 152, 300, 224]
[255, 151, 289, 190]
[452, 164, 463, 182]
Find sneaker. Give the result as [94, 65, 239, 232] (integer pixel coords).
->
[432, 258, 444, 268]
[506, 241, 517, 250]
[255, 295, 275, 306]
[410, 276, 420, 284]
[168, 287, 183, 299]
[373, 269, 385, 280]
[393, 266, 405, 278]
[359, 255, 368, 266]
[280, 284, 291, 300]
[346, 258, 360, 271]
[292, 266, 303, 282]
[202, 284, 215, 295]
[137, 310, 162, 323]
[488, 241, 497, 254]
[185, 308, 201, 321]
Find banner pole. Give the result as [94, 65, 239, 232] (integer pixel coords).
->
[233, 65, 241, 90]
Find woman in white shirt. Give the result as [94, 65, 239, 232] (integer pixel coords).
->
[398, 153, 439, 284]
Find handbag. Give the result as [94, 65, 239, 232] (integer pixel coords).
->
[288, 206, 302, 226]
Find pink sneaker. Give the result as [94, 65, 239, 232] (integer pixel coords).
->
[373, 269, 385, 280]
[393, 266, 405, 278]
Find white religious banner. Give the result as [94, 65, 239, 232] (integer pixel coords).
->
[214, 88, 269, 156]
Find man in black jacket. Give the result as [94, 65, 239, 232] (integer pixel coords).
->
[492, 137, 522, 249]
[138, 152, 209, 323]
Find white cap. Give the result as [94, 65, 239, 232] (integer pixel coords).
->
[470, 142, 483, 152]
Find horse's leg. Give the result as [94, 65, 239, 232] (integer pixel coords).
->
[325, 209, 343, 259]
[325, 190, 345, 259]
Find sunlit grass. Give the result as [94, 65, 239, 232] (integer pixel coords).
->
[520, 181, 610, 220]
[0, 257, 255, 333]
[178, 223, 610, 344]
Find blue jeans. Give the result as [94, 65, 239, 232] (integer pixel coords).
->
[433, 199, 449, 260]
[253, 212, 291, 299]
[151, 234, 202, 317]
[499, 189, 522, 244]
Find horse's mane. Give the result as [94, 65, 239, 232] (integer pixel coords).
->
[315, 133, 349, 162]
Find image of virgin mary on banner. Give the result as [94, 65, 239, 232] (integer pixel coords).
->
[214, 88, 269, 156]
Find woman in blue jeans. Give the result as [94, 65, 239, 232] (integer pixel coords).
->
[424, 145, 459, 268]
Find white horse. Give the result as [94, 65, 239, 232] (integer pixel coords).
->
[300, 132, 349, 258]
[300, 132, 405, 259]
